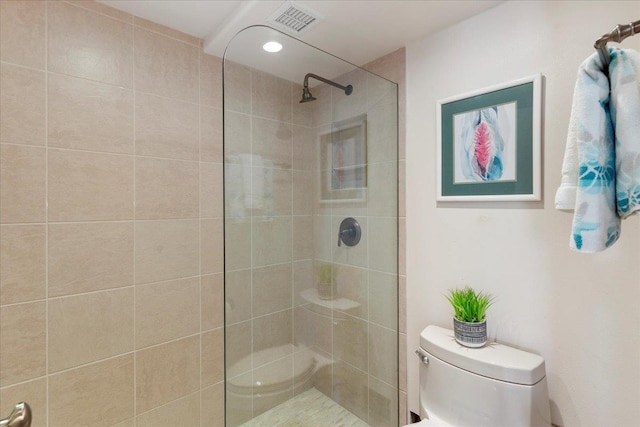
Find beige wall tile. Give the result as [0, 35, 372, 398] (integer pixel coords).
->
[48, 222, 134, 297]
[369, 323, 398, 386]
[137, 391, 200, 427]
[368, 216, 398, 274]
[332, 68, 367, 122]
[369, 161, 398, 217]
[0, 144, 46, 224]
[49, 355, 134, 427]
[293, 216, 313, 261]
[135, 219, 199, 284]
[112, 419, 135, 427]
[135, 157, 199, 220]
[47, 149, 133, 222]
[253, 309, 293, 368]
[369, 376, 399, 427]
[313, 215, 332, 262]
[333, 312, 368, 372]
[48, 73, 133, 154]
[201, 383, 225, 427]
[48, 1, 133, 87]
[135, 92, 199, 160]
[293, 260, 313, 307]
[0, 377, 47, 427]
[134, 17, 200, 46]
[399, 217, 406, 276]
[252, 70, 291, 122]
[332, 362, 368, 422]
[0, 225, 46, 305]
[225, 321, 251, 378]
[0, 302, 46, 386]
[399, 159, 406, 217]
[252, 117, 292, 169]
[201, 53, 222, 109]
[136, 335, 200, 413]
[0, 64, 46, 146]
[367, 99, 398, 164]
[369, 271, 398, 331]
[200, 162, 223, 219]
[252, 217, 292, 267]
[202, 273, 223, 331]
[224, 220, 251, 272]
[65, 1, 133, 23]
[225, 269, 251, 325]
[201, 218, 223, 275]
[399, 332, 407, 392]
[399, 275, 406, 334]
[48, 288, 134, 373]
[223, 111, 250, 161]
[252, 263, 293, 317]
[399, 390, 407, 426]
[335, 266, 368, 320]
[200, 106, 223, 163]
[0, 0, 45, 69]
[135, 278, 200, 349]
[292, 125, 316, 172]
[201, 328, 224, 387]
[223, 61, 250, 115]
[292, 171, 313, 216]
[134, 28, 199, 103]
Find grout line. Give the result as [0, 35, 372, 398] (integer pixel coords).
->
[132, 20, 137, 422]
[43, 2, 51, 424]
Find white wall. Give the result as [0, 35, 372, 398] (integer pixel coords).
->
[406, 1, 640, 426]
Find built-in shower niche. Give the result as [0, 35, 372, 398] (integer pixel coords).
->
[224, 25, 398, 427]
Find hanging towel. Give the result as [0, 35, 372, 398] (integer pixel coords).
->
[556, 50, 620, 252]
[609, 48, 640, 219]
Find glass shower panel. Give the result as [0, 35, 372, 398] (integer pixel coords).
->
[224, 25, 398, 427]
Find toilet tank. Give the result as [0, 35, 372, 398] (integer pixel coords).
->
[418, 325, 551, 427]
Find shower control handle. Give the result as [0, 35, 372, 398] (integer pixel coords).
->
[337, 217, 361, 247]
[0, 402, 32, 427]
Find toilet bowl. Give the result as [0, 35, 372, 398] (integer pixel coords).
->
[405, 325, 551, 427]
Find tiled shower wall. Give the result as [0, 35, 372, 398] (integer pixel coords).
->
[0, 1, 407, 426]
[0, 1, 224, 426]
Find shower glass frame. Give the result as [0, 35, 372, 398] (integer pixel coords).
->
[223, 25, 399, 427]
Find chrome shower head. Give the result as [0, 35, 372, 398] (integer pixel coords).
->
[300, 85, 316, 103]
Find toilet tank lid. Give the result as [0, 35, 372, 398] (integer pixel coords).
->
[420, 325, 546, 386]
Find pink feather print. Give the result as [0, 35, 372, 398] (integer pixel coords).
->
[474, 122, 492, 178]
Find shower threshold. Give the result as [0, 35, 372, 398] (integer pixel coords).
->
[240, 388, 369, 427]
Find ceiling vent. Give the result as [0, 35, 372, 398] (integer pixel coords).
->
[267, 1, 324, 36]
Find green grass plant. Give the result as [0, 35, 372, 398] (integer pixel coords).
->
[446, 287, 494, 323]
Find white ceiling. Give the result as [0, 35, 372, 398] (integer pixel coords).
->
[99, 0, 503, 66]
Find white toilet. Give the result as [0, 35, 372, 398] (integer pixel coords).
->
[407, 325, 551, 427]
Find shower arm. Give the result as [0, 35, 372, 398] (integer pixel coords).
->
[303, 73, 353, 96]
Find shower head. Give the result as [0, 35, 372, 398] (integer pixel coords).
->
[300, 85, 316, 103]
[299, 73, 352, 103]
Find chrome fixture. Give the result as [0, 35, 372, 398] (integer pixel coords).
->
[415, 349, 430, 366]
[594, 20, 640, 68]
[0, 402, 31, 427]
[300, 73, 353, 103]
[337, 217, 361, 247]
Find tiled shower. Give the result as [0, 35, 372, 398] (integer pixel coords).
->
[0, 2, 407, 426]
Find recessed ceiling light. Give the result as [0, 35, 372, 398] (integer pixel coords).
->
[263, 41, 283, 53]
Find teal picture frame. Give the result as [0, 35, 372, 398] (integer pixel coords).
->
[436, 75, 541, 201]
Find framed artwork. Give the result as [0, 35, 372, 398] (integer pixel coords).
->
[436, 74, 541, 201]
[319, 114, 367, 202]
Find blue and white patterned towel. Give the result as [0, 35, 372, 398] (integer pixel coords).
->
[557, 48, 640, 252]
[609, 48, 640, 219]
[557, 50, 619, 252]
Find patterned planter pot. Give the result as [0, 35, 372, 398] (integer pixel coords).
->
[453, 318, 487, 348]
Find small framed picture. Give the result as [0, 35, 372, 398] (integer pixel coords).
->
[436, 74, 541, 201]
[319, 114, 367, 202]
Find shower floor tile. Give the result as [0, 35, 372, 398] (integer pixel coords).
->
[240, 388, 370, 427]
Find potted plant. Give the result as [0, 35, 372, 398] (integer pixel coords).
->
[446, 287, 494, 348]
[315, 262, 338, 300]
